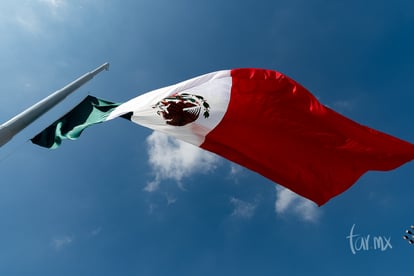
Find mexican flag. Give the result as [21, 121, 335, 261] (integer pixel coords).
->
[31, 68, 414, 205]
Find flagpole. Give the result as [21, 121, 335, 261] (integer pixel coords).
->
[0, 62, 110, 147]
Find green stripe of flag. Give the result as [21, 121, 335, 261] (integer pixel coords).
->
[31, 95, 121, 149]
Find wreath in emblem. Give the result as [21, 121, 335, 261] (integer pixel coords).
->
[153, 93, 210, 126]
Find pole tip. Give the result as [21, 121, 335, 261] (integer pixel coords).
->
[90, 62, 110, 77]
[103, 62, 110, 71]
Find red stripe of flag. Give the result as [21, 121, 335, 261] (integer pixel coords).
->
[201, 68, 414, 205]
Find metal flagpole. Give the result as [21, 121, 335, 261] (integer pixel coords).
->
[0, 62, 110, 147]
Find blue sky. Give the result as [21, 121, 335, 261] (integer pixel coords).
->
[1, 0, 414, 275]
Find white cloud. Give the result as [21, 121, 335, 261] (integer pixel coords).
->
[230, 197, 257, 219]
[51, 235, 73, 251]
[145, 131, 219, 191]
[144, 180, 160, 192]
[275, 186, 320, 222]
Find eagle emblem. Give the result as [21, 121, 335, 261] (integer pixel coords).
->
[153, 93, 210, 126]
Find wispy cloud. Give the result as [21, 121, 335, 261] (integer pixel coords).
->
[227, 163, 245, 184]
[51, 235, 73, 251]
[90, 227, 102, 237]
[275, 186, 320, 222]
[144, 180, 161, 193]
[145, 131, 219, 191]
[13, 0, 68, 34]
[230, 197, 257, 219]
[39, 0, 67, 17]
[331, 99, 356, 114]
[15, 10, 42, 34]
[39, 0, 65, 8]
[166, 193, 177, 205]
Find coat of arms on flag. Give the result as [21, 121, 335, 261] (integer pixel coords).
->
[153, 93, 210, 126]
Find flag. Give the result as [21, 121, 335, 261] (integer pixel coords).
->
[31, 68, 414, 205]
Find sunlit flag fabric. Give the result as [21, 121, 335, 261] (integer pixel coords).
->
[31, 68, 414, 205]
